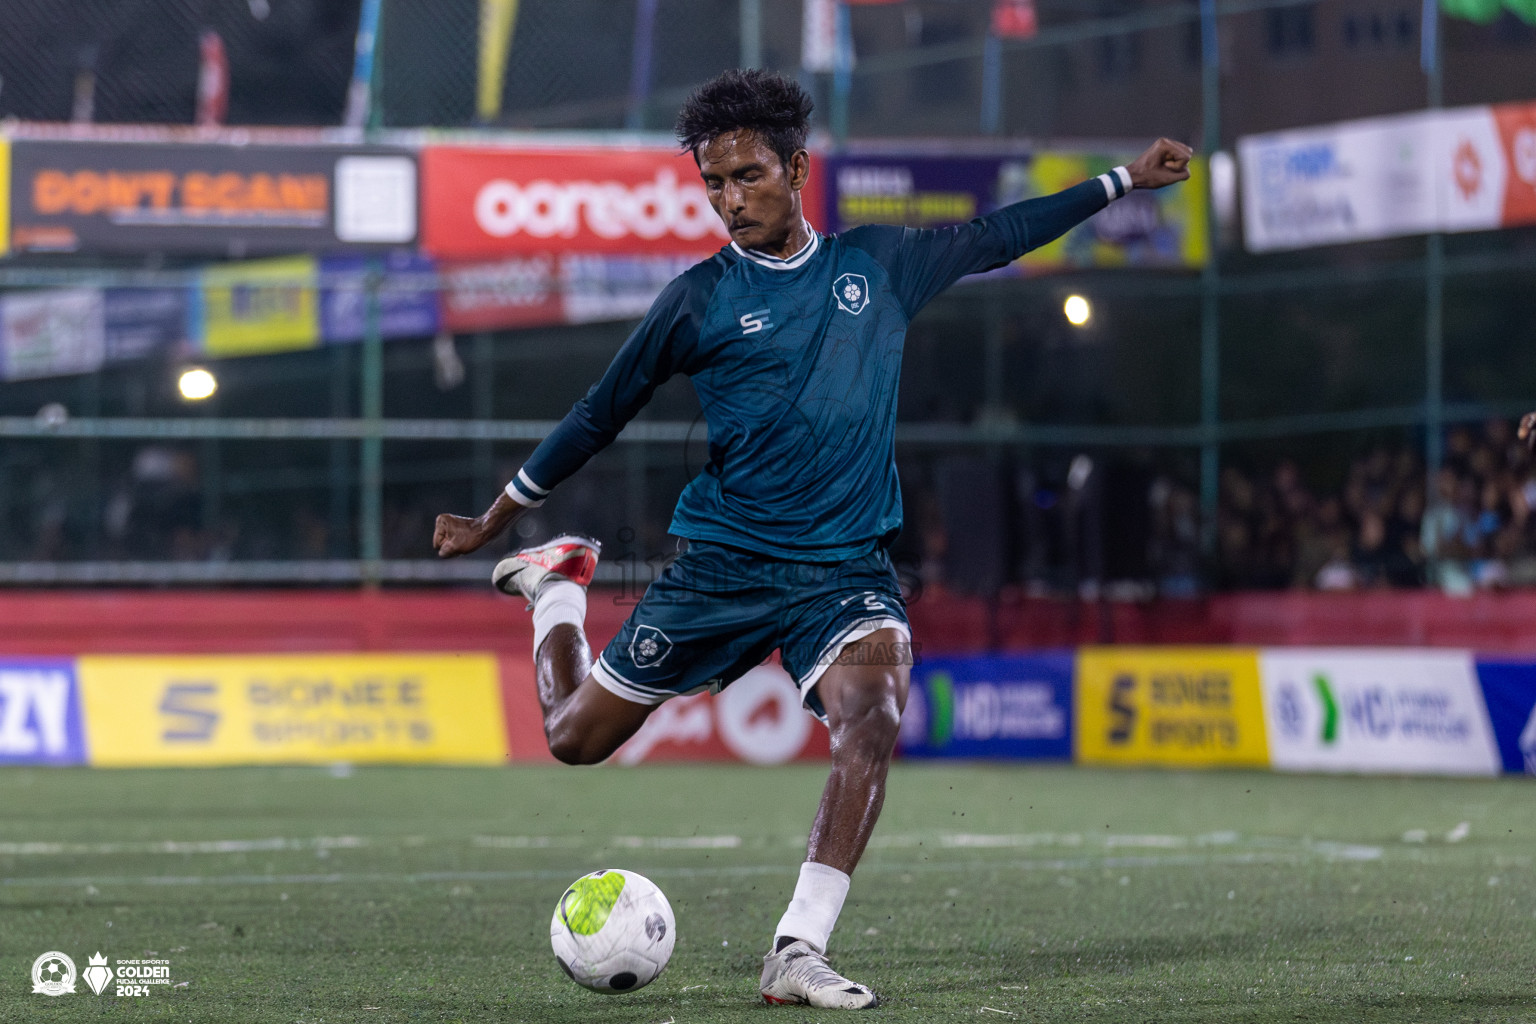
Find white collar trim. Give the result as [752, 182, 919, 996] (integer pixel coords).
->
[731, 223, 820, 270]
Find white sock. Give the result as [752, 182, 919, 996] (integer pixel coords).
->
[773, 861, 850, 955]
[531, 580, 586, 656]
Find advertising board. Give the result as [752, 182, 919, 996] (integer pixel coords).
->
[7, 139, 416, 255]
[1473, 659, 1536, 776]
[1239, 100, 1536, 252]
[899, 653, 1073, 759]
[610, 665, 830, 765]
[1238, 113, 1437, 252]
[195, 256, 320, 358]
[104, 287, 189, 364]
[823, 150, 1206, 271]
[0, 288, 106, 381]
[1075, 647, 1269, 767]
[1260, 650, 1500, 776]
[77, 654, 507, 766]
[421, 146, 731, 261]
[0, 137, 9, 258]
[319, 251, 439, 343]
[0, 659, 88, 766]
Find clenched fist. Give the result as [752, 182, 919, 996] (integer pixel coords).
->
[1127, 138, 1194, 190]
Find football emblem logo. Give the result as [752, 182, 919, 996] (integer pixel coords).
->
[630, 625, 673, 668]
[833, 273, 870, 315]
[32, 951, 77, 996]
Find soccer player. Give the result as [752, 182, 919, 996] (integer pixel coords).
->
[434, 68, 1191, 1008]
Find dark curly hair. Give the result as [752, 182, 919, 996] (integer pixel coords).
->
[675, 68, 813, 167]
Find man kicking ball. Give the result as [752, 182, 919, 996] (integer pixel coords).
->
[434, 68, 1191, 1008]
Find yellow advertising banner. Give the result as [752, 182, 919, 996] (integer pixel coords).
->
[1076, 647, 1268, 767]
[0, 137, 10, 258]
[77, 654, 507, 766]
[1017, 154, 1208, 271]
[199, 255, 319, 357]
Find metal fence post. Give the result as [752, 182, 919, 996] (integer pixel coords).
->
[1423, 0, 1445, 487]
[740, 0, 762, 68]
[1197, 0, 1222, 556]
[360, 262, 385, 583]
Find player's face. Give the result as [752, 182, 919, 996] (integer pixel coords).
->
[696, 131, 809, 256]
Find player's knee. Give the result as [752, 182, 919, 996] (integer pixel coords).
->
[828, 672, 904, 761]
[546, 727, 602, 766]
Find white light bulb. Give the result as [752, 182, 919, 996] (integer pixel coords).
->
[179, 368, 218, 401]
[1064, 294, 1091, 327]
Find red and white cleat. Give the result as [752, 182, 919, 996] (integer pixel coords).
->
[492, 535, 601, 606]
[760, 940, 879, 1009]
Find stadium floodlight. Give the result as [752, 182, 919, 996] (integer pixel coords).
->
[1063, 294, 1092, 326]
[178, 368, 218, 401]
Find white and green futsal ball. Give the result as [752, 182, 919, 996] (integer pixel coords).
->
[550, 868, 676, 993]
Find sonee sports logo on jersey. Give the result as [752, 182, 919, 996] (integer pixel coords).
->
[739, 308, 773, 335]
[833, 273, 870, 315]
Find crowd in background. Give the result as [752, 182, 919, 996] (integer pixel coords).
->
[1212, 420, 1536, 594]
[15, 420, 1536, 597]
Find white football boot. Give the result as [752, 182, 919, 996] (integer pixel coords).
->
[760, 940, 879, 1009]
[492, 535, 601, 606]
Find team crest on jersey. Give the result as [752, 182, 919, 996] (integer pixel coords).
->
[833, 273, 870, 315]
[630, 625, 673, 668]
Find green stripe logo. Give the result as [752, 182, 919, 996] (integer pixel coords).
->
[1312, 673, 1339, 745]
[927, 672, 954, 748]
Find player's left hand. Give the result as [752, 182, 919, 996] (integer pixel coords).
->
[1519, 411, 1536, 451]
[433, 513, 490, 558]
[1127, 138, 1194, 190]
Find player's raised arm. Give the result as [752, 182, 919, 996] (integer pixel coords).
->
[865, 136, 1193, 318]
[434, 275, 699, 558]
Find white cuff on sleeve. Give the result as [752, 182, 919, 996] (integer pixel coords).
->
[1097, 165, 1134, 202]
[505, 468, 548, 508]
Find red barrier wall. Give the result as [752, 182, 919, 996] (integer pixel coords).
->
[1, 587, 1535, 656]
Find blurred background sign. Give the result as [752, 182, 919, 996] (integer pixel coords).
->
[7, 139, 417, 255]
[823, 148, 1207, 271]
[1239, 100, 1536, 251]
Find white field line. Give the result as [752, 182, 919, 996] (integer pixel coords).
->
[0, 831, 1381, 860]
[2, 849, 1322, 889]
[0, 836, 368, 856]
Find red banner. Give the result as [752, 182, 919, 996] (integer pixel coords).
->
[498, 657, 829, 764]
[1492, 101, 1536, 227]
[422, 146, 730, 260]
[437, 256, 564, 332]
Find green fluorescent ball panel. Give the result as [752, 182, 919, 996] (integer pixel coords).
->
[560, 871, 627, 936]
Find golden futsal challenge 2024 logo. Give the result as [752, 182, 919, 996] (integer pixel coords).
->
[31, 950, 177, 997]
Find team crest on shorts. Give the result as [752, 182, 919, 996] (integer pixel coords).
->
[630, 625, 673, 668]
[833, 273, 870, 315]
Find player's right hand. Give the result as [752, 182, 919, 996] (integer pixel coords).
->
[1519, 411, 1536, 451]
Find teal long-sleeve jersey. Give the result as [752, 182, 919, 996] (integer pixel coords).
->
[505, 170, 1133, 562]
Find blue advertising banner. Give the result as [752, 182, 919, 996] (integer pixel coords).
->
[104, 287, 188, 363]
[319, 251, 439, 343]
[1474, 660, 1536, 776]
[0, 658, 88, 765]
[899, 653, 1074, 759]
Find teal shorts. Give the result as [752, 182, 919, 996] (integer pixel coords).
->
[592, 541, 910, 722]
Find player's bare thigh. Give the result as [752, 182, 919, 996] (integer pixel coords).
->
[545, 674, 655, 765]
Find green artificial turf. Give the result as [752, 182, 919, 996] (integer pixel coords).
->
[1, 763, 1533, 1022]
